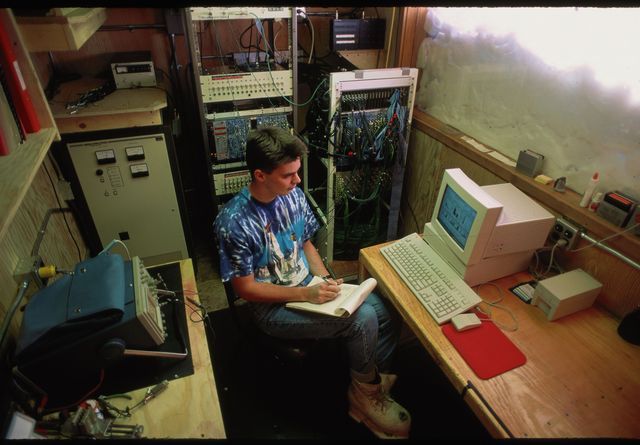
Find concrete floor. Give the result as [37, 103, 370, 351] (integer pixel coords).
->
[193, 245, 228, 313]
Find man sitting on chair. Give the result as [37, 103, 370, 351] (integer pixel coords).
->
[214, 127, 411, 439]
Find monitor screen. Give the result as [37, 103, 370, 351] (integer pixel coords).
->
[437, 185, 477, 249]
[427, 168, 503, 268]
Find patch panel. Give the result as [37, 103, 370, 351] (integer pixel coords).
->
[205, 106, 291, 121]
[190, 6, 292, 21]
[339, 109, 388, 163]
[305, 68, 419, 263]
[200, 71, 293, 103]
[213, 169, 251, 196]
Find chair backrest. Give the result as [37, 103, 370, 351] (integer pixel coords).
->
[222, 279, 249, 329]
[221, 276, 314, 361]
[214, 232, 243, 325]
[214, 234, 335, 363]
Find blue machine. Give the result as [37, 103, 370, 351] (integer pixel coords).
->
[13, 252, 174, 408]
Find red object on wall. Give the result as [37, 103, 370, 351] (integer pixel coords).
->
[0, 24, 40, 135]
[0, 127, 9, 156]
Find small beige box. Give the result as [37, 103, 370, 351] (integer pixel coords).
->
[532, 269, 602, 321]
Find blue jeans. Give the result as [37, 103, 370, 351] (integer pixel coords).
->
[246, 276, 401, 376]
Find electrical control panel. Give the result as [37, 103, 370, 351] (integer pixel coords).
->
[208, 111, 291, 163]
[110, 51, 156, 89]
[210, 118, 251, 162]
[330, 18, 386, 51]
[66, 133, 189, 266]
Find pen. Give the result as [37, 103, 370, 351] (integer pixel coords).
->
[321, 275, 337, 285]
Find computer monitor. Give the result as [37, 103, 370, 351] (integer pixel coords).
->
[423, 168, 554, 286]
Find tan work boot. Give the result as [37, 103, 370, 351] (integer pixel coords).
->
[347, 377, 411, 439]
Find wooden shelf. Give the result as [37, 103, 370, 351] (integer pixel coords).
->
[49, 78, 167, 134]
[15, 7, 106, 52]
[0, 9, 59, 241]
[412, 108, 640, 263]
[0, 127, 57, 240]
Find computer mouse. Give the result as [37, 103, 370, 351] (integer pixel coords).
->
[451, 313, 482, 332]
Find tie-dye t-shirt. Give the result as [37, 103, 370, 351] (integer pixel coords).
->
[214, 186, 320, 287]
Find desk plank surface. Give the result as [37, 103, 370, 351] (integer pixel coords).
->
[360, 242, 640, 438]
[111, 259, 226, 438]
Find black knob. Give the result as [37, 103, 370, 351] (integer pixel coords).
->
[99, 338, 126, 366]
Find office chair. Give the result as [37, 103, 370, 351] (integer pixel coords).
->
[213, 231, 341, 367]
[223, 280, 335, 365]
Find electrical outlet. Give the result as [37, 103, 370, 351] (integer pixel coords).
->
[549, 217, 583, 250]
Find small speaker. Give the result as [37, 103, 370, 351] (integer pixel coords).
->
[625, 205, 640, 236]
[618, 306, 640, 346]
[516, 149, 544, 177]
[597, 200, 633, 227]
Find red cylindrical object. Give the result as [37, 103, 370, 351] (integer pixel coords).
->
[0, 25, 40, 134]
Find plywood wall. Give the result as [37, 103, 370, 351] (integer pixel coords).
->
[0, 156, 86, 346]
[400, 128, 640, 319]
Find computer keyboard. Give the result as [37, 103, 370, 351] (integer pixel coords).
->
[380, 232, 482, 325]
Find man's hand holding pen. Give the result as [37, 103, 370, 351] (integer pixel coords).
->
[307, 276, 344, 304]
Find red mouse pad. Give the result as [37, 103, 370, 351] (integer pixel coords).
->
[442, 314, 526, 379]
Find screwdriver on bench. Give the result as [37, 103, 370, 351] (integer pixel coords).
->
[127, 380, 169, 414]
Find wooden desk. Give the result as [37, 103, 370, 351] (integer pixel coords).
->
[359, 242, 640, 438]
[110, 259, 226, 438]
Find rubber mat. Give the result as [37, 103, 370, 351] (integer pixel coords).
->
[442, 312, 526, 379]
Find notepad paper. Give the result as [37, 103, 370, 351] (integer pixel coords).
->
[285, 277, 377, 318]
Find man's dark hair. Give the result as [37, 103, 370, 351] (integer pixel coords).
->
[245, 127, 307, 178]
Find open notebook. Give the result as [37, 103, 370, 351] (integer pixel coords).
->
[285, 276, 377, 318]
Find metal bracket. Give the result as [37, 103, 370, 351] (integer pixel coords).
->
[13, 255, 44, 288]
